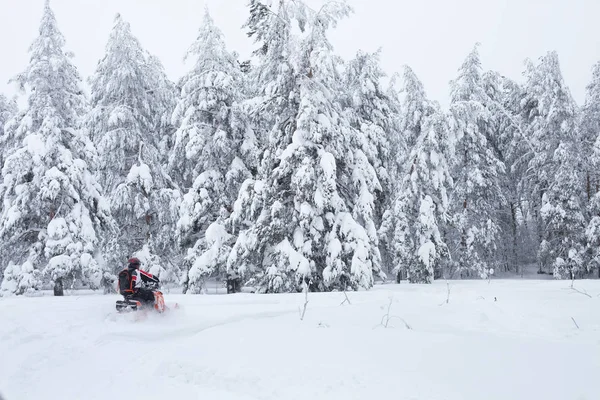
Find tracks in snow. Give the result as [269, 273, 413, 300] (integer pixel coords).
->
[95, 308, 297, 345]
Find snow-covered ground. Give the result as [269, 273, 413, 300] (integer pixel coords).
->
[1, 280, 599, 400]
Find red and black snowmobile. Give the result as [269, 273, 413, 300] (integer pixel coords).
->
[115, 280, 167, 313]
[115, 264, 168, 313]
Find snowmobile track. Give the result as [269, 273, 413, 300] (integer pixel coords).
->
[96, 309, 298, 345]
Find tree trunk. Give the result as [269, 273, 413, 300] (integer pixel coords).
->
[535, 190, 545, 273]
[181, 270, 189, 294]
[54, 277, 64, 296]
[510, 201, 519, 275]
[587, 173, 591, 201]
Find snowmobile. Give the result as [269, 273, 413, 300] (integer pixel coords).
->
[115, 281, 167, 313]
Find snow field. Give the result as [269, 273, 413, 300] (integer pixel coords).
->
[1, 280, 599, 400]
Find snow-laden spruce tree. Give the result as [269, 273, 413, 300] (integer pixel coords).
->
[0, 1, 113, 296]
[173, 9, 258, 293]
[379, 67, 452, 283]
[398, 66, 434, 151]
[383, 71, 406, 179]
[447, 44, 506, 278]
[380, 65, 434, 281]
[87, 14, 181, 281]
[0, 94, 16, 129]
[225, 0, 304, 290]
[586, 194, 600, 278]
[374, 71, 406, 275]
[0, 95, 18, 213]
[169, 9, 257, 190]
[480, 71, 535, 272]
[391, 106, 453, 283]
[192, 0, 306, 293]
[342, 50, 398, 275]
[228, 1, 384, 292]
[518, 51, 581, 274]
[241, 0, 306, 175]
[0, 94, 18, 168]
[580, 61, 600, 203]
[146, 53, 178, 160]
[0, 94, 19, 284]
[583, 61, 600, 277]
[539, 141, 586, 279]
[343, 49, 394, 201]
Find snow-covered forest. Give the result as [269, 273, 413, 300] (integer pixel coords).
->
[1, 0, 599, 297]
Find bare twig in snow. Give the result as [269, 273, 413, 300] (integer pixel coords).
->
[571, 287, 592, 298]
[298, 281, 309, 321]
[375, 296, 412, 330]
[571, 317, 580, 330]
[380, 296, 393, 328]
[389, 316, 413, 330]
[340, 290, 351, 306]
[439, 278, 451, 306]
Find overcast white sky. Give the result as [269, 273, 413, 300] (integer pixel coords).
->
[1, 0, 599, 109]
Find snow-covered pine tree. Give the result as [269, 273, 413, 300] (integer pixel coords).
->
[398, 66, 433, 151]
[583, 61, 600, 277]
[518, 51, 582, 275]
[147, 54, 178, 162]
[379, 66, 453, 283]
[225, 0, 305, 290]
[0, 96, 18, 209]
[0, 1, 113, 296]
[173, 9, 257, 293]
[540, 140, 586, 279]
[240, 0, 304, 174]
[87, 14, 180, 282]
[480, 71, 535, 273]
[380, 66, 434, 281]
[170, 9, 256, 190]
[447, 44, 506, 278]
[245, 0, 273, 58]
[0, 94, 18, 169]
[342, 49, 396, 275]
[391, 105, 453, 283]
[586, 194, 600, 278]
[343, 49, 394, 197]
[228, 1, 384, 292]
[580, 61, 600, 203]
[0, 94, 18, 285]
[384, 71, 406, 182]
[0, 95, 16, 128]
[375, 71, 405, 277]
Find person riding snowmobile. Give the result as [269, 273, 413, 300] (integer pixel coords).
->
[118, 257, 160, 305]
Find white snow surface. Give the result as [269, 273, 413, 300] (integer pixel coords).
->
[1, 280, 599, 400]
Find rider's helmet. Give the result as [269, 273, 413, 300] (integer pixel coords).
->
[128, 257, 141, 269]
